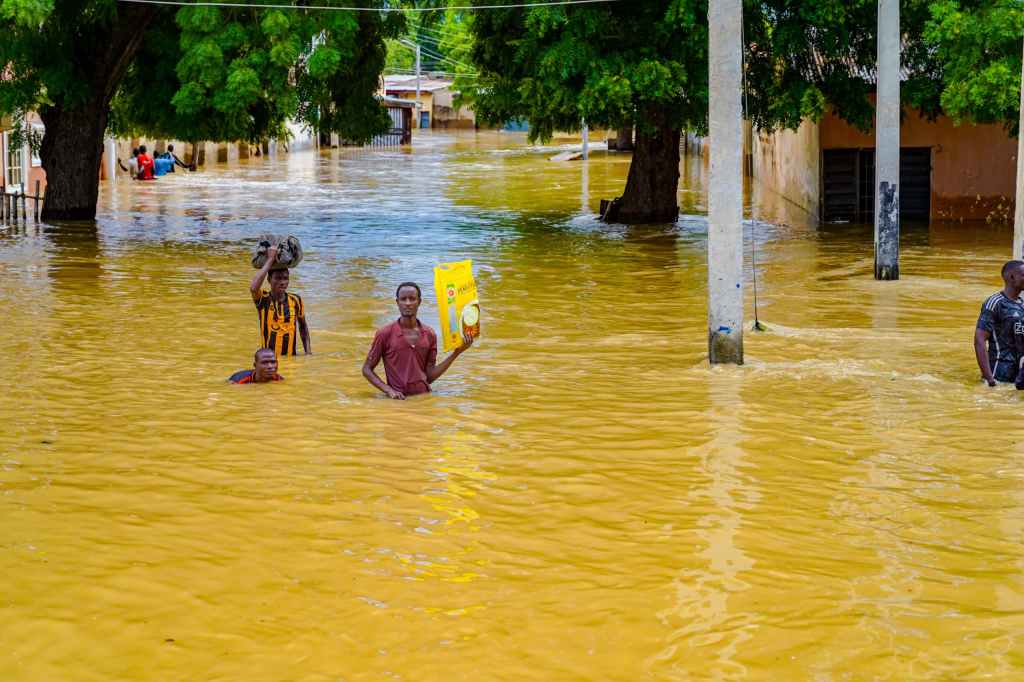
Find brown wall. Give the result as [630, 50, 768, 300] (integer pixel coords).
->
[752, 119, 821, 217]
[820, 109, 1016, 222]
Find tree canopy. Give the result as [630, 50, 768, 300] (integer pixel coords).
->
[925, 0, 1024, 133]
[459, 0, 944, 141]
[0, 0, 403, 217]
[111, 5, 403, 144]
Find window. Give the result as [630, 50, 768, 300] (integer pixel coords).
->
[5, 133, 23, 189]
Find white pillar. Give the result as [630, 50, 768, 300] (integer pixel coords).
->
[415, 43, 422, 128]
[874, 0, 900, 280]
[106, 137, 117, 183]
[1014, 38, 1024, 259]
[707, 0, 744, 365]
[581, 118, 589, 160]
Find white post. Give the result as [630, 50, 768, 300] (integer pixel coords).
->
[416, 43, 422, 128]
[106, 137, 117, 183]
[874, 0, 900, 280]
[581, 118, 589, 160]
[581, 148, 589, 214]
[1014, 37, 1024, 259]
[707, 0, 744, 365]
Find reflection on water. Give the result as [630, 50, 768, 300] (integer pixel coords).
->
[1, 130, 1024, 680]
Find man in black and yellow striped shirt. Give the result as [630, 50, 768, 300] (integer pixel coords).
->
[250, 245, 311, 356]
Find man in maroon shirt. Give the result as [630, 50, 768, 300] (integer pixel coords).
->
[362, 282, 473, 399]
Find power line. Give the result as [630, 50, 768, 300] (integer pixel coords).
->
[117, 0, 618, 11]
[417, 44, 475, 70]
[390, 37, 477, 72]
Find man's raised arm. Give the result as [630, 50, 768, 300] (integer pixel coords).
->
[250, 245, 278, 302]
[427, 333, 473, 384]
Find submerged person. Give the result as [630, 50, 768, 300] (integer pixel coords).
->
[162, 144, 194, 172]
[974, 259, 1024, 386]
[362, 282, 473, 399]
[119, 148, 140, 179]
[249, 244, 311, 356]
[229, 348, 284, 384]
[136, 145, 155, 181]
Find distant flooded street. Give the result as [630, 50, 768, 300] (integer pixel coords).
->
[1, 130, 1022, 680]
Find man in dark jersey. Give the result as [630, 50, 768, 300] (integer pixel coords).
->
[362, 282, 473, 399]
[250, 244, 311, 356]
[974, 260, 1024, 386]
[229, 348, 284, 384]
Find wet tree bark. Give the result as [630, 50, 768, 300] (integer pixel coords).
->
[39, 105, 110, 221]
[601, 115, 680, 224]
[39, 5, 158, 221]
[615, 126, 634, 151]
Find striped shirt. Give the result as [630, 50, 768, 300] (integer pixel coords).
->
[255, 290, 305, 356]
[976, 291, 1024, 382]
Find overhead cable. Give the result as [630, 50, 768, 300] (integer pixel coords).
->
[117, 0, 619, 11]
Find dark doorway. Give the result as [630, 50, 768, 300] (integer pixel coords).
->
[822, 147, 931, 222]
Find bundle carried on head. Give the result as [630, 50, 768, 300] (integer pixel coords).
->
[252, 234, 303, 270]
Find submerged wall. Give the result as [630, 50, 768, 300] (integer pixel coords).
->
[751, 119, 821, 219]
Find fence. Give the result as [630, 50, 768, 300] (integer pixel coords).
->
[369, 106, 413, 147]
[0, 181, 44, 224]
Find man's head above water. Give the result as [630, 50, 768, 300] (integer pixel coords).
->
[252, 348, 279, 382]
[268, 267, 290, 298]
[1002, 260, 1024, 293]
[395, 281, 421, 319]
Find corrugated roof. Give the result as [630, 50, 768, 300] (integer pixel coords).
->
[383, 75, 453, 93]
[379, 95, 417, 108]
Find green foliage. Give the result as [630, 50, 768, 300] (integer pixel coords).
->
[111, 3, 402, 144]
[461, 0, 944, 140]
[0, 0, 403, 147]
[385, 38, 416, 70]
[925, 0, 1024, 132]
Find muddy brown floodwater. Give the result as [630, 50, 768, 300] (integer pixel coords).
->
[1, 130, 1023, 680]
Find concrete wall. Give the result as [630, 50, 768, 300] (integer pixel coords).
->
[820, 109, 1017, 222]
[432, 90, 475, 129]
[751, 119, 821, 218]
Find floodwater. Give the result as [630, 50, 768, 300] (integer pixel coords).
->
[1, 130, 1023, 680]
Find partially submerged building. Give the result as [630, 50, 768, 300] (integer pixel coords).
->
[381, 75, 476, 130]
[753, 107, 1016, 224]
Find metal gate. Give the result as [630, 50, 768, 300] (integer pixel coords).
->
[370, 106, 412, 147]
[822, 147, 931, 222]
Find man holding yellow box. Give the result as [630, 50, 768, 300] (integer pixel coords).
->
[362, 282, 474, 400]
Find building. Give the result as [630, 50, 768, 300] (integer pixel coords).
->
[752, 102, 1017, 224]
[381, 75, 476, 130]
[1, 111, 46, 196]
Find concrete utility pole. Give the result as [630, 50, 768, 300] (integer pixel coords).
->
[707, 0, 744, 365]
[415, 42, 421, 113]
[105, 137, 117, 184]
[1014, 38, 1024, 259]
[874, 0, 901, 280]
[581, 118, 589, 160]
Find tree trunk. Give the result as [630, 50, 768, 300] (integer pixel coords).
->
[39, 104, 110, 221]
[601, 120, 680, 224]
[38, 4, 158, 221]
[616, 126, 634, 151]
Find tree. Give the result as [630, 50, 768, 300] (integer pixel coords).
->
[0, 0, 401, 221]
[924, 0, 1024, 132]
[460, 0, 941, 224]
